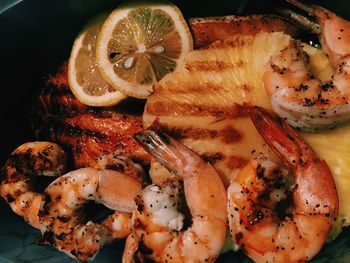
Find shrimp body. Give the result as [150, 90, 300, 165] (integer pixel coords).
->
[264, 0, 350, 131]
[39, 167, 142, 262]
[124, 129, 227, 262]
[0, 142, 67, 228]
[227, 107, 339, 262]
[91, 151, 146, 183]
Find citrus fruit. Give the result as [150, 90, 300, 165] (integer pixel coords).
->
[95, 1, 193, 98]
[68, 15, 127, 107]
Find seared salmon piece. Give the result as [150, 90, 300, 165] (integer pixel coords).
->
[189, 15, 299, 48]
[32, 62, 150, 168]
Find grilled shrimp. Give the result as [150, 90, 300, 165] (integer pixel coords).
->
[124, 129, 227, 263]
[91, 151, 146, 183]
[39, 167, 143, 262]
[0, 142, 67, 228]
[264, 0, 350, 131]
[227, 106, 339, 263]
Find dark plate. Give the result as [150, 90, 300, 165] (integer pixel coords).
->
[0, 0, 349, 262]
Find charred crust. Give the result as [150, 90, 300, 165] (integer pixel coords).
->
[41, 231, 55, 244]
[256, 164, 265, 179]
[105, 163, 125, 173]
[39, 193, 52, 217]
[55, 232, 67, 241]
[201, 152, 224, 164]
[235, 232, 243, 242]
[57, 216, 70, 223]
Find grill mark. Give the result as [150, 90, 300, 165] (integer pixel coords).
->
[209, 36, 253, 49]
[153, 122, 242, 144]
[39, 83, 89, 116]
[35, 61, 90, 117]
[217, 126, 242, 143]
[200, 152, 225, 164]
[153, 82, 223, 94]
[185, 60, 244, 72]
[42, 112, 141, 141]
[154, 124, 216, 140]
[226, 156, 249, 169]
[61, 124, 108, 140]
[42, 115, 150, 168]
[146, 101, 250, 118]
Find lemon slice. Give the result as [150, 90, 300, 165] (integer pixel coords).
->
[68, 16, 127, 107]
[96, 1, 193, 98]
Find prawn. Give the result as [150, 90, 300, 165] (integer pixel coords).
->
[227, 106, 339, 262]
[124, 129, 227, 263]
[264, 0, 350, 131]
[39, 167, 143, 262]
[0, 141, 67, 228]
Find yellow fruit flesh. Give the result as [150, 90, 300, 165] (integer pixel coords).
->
[178, 32, 292, 108]
[76, 23, 116, 96]
[68, 16, 127, 107]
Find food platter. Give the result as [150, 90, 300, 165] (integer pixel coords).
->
[1, 0, 350, 262]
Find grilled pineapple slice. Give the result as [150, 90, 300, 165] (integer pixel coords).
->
[144, 32, 292, 186]
[143, 31, 350, 235]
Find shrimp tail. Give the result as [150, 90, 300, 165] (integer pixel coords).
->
[286, 0, 314, 15]
[249, 106, 318, 167]
[250, 106, 339, 218]
[122, 234, 142, 263]
[278, 2, 321, 34]
[134, 128, 200, 176]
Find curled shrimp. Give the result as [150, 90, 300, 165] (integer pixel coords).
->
[123, 129, 228, 262]
[39, 167, 143, 262]
[0, 141, 67, 228]
[227, 106, 339, 263]
[264, 0, 350, 131]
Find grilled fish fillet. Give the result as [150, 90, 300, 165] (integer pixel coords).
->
[143, 32, 293, 186]
[32, 62, 150, 168]
[189, 14, 299, 49]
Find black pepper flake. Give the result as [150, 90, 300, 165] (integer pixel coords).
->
[304, 98, 313, 106]
[297, 84, 309, 91]
[321, 82, 334, 91]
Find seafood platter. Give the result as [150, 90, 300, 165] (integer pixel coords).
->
[1, 0, 350, 262]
